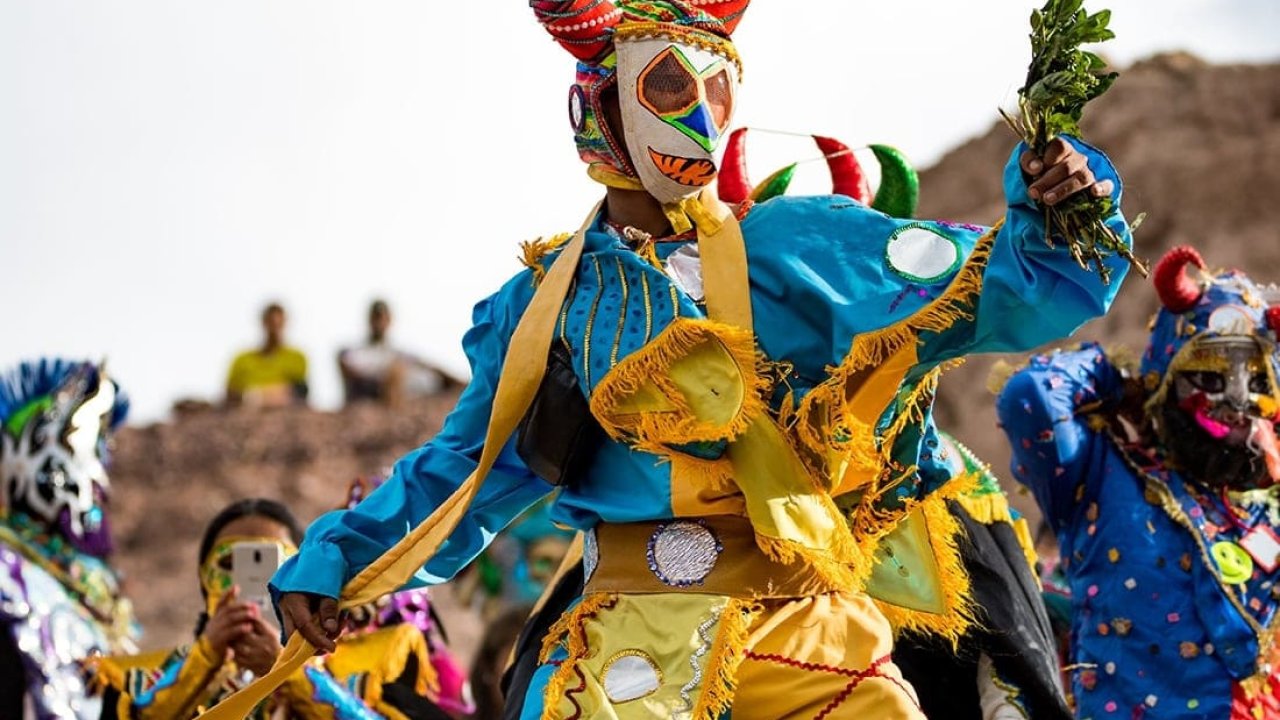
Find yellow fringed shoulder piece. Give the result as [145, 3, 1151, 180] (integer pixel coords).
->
[868, 473, 980, 647]
[589, 317, 769, 454]
[200, 201, 604, 720]
[520, 233, 575, 286]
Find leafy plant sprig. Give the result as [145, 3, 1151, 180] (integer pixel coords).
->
[1000, 0, 1147, 284]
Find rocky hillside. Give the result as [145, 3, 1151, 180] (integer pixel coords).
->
[924, 53, 1280, 519]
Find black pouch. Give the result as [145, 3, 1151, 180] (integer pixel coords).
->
[516, 343, 603, 487]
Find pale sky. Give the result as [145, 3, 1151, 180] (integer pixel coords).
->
[3, 1, 1278, 423]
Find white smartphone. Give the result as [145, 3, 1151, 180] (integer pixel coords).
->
[231, 542, 283, 614]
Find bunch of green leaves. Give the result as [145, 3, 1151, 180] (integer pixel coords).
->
[1001, 0, 1147, 284]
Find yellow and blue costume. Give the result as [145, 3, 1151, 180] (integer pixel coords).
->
[270, 139, 1129, 718]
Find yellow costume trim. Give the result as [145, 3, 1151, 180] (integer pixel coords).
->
[539, 593, 619, 708]
[870, 475, 978, 646]
[691, 598, 762, 720]
[879, 363, 962, 463]
[589, 317, 768, 453]
[613, 22, 743, 76]
[327, 624, 438, 710]
[787, 223, 998, 551]
[520, 233, 575, 286]
[96, 638, 228, 720]
[752, 527, 862, 597]
[793, 224, 997, 475]
[955, 490, 1039, 576]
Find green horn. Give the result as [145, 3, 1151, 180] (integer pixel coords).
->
[869, 145, 920, 219]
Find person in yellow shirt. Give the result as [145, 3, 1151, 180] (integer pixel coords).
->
[226, 303, 309, 407]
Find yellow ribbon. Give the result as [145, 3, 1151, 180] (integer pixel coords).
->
[199, 202, 603, 719]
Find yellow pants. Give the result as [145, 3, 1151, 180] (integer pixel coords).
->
[538, 590, 923, 720]
[734, 593, 923, 719]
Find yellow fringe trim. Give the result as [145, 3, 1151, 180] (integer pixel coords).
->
[955, 491, 1014, 527]
[519, 232, 575, 286]
[691, 599, 763, 720]
[589, 318, 770, 455]
[540, 593, 618, 713]
[872, 474, 980, 647]
[878, 360, 963, 464]
[82, 654, 125, 695]
[791, 223, 998, 481]
[755, 516, 863, 591]
[353, 624, 439, 707]
[670, 452, 738, 492]
[793, 397, 882, 497]
[953, 475, 1039, 575]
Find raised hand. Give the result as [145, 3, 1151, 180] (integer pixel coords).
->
[1021, 137, 1115, 207]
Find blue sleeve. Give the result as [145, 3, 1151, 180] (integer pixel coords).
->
[995, 344, 1123, 529]
[271, 272, 553, 600]
[919, 137, 1132, 363]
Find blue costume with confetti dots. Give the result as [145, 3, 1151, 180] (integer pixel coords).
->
[998, 248, 1280, 719]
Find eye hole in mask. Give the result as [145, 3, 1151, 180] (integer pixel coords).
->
[1250, 373, 1272, 394]
[1186, 371, 1226, 394]
[639, 49, 700, 115]
[704, 67, 734, 131]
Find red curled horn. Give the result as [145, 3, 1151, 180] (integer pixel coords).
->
[717, 129, 873, 205]
[813, 135, 872, 205]
[718, 128, 752, 204]
[1153, 246, 1208, 313]
[531, 0, 623, 65]
[686, 0, 752, 34]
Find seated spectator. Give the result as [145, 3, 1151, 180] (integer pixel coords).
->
[226, 303, 308, 407]
[91, 498, 381, 719]
[338, 300, 460, 406]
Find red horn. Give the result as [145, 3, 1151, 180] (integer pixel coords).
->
[531, 0, 622, 65]
[718, 128, 751, 204]
[687, 0, 752, 34]
[1267, 306, 1280, 339]
[813, 135, 871, 205]
[1153, 246, 1207, 314]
